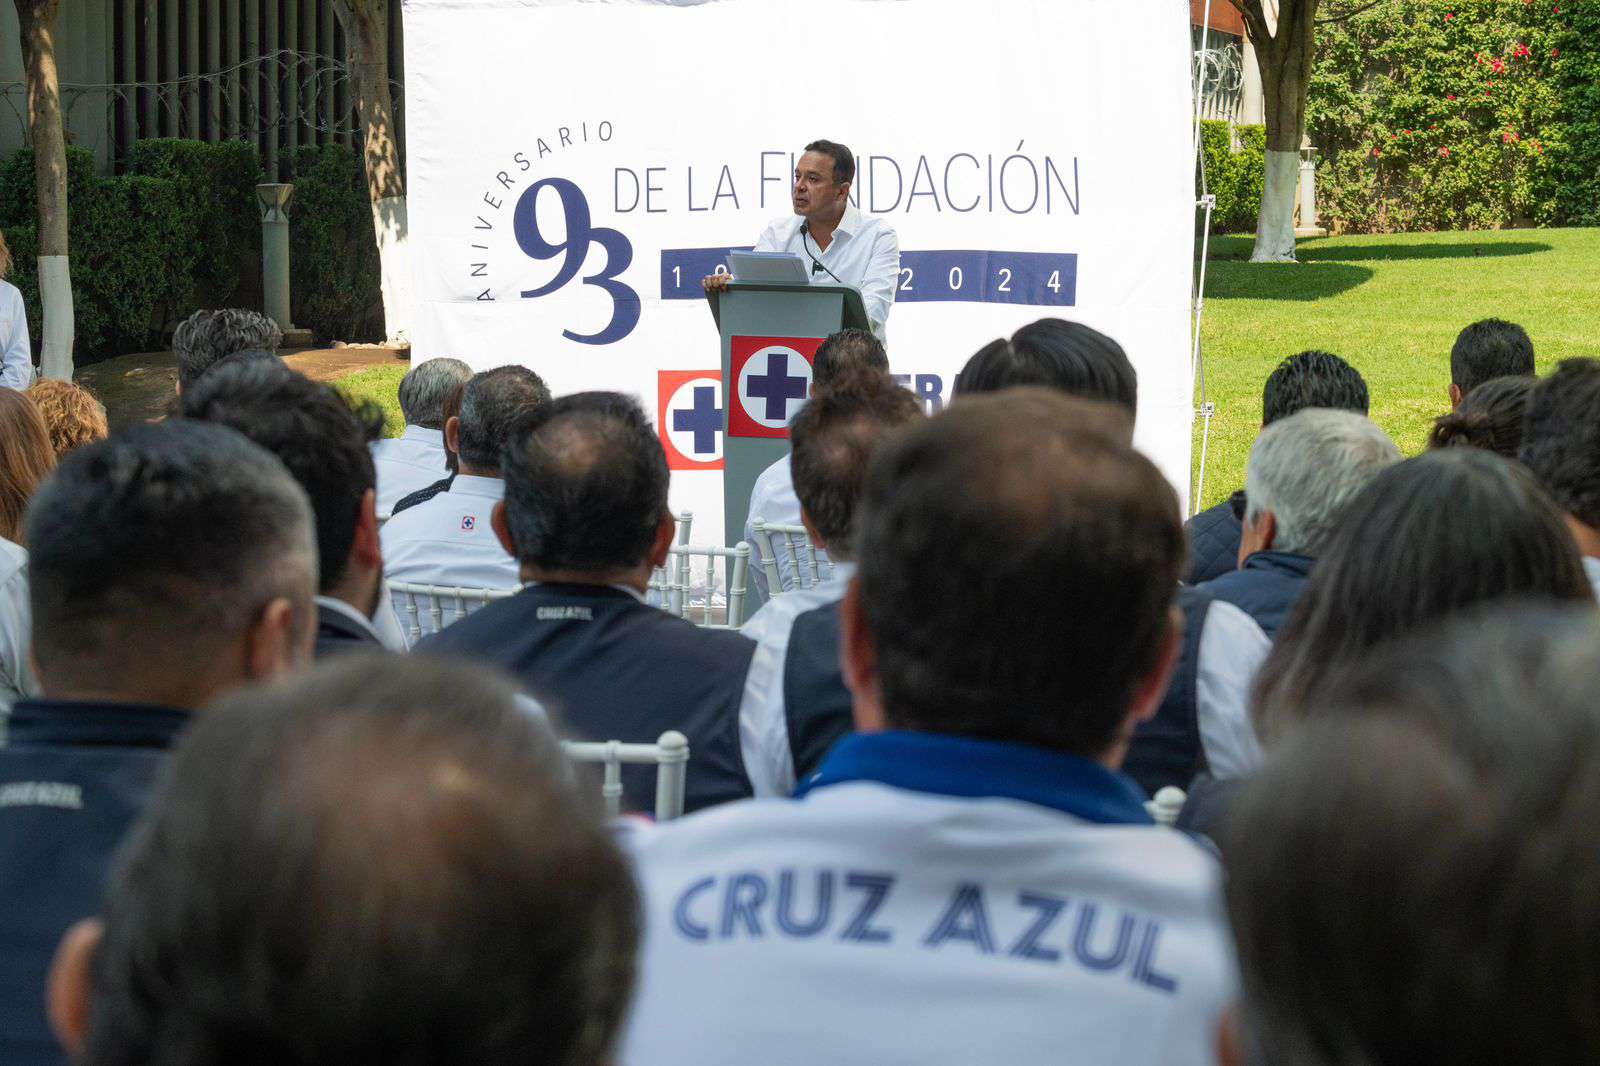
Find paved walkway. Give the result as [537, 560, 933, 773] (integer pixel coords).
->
[76, 344, 408, 429]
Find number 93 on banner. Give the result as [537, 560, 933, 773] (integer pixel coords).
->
[512, 177, 641, 345]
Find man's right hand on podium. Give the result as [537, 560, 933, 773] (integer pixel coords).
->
[702, 273, 734, 294]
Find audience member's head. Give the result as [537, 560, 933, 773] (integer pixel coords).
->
[172, 309, 284, 392]
[50, 654, 640, 1066]
[789, 369, 922, 561]
[1449, 317, 1534, 408]
[398, 357, 473, 430]
[1520, 357, 1600, 556]
[25, 421, 317, 707]
[1428, 373, 1535, 459]
[26, 379, 109, 459]
[1251, 449, 1593, 744]
[441, 381, 467, 474]
[449, 366, 551, 476]
[954, 318, 1137, 414]
[499, 391, 671, 585]
[812, 328, 889, 389]
[1222, 603, 1600, 1066]
[1240, 409, 1400, 563]
[845, 389, 1182, 760]
[0, 388, 56, 545]
[179, 360, 387, 616]
[1261, 350, 1369, 426]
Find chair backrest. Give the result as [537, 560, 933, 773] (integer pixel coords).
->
[654, 542, 751, 630]
[647, 511, 695, 612]
[1145, 785, 1187, 827]
[388, 581, 521, 647]
[561, 730, 690, 820]
[751, 519, 833, 593]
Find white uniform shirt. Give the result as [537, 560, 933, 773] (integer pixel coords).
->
[370, 425, 449, 515]
[0, 539, 36, 721]
[1586, 556, 1600, 601]
[621, 731, 1235, 1066]
[379, 475, 520, 590]
[738, 563, 854, 796]
[743, 455, 831, 597]
[753, 203, 899, 339]
[1194, 600, 1270, 779]
[0, 281, 34, 390]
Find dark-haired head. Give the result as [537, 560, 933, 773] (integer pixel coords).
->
[1261, 350, 1369, 426]
[802, 139, 855, 185]
[1428, 374, 1535, 459]
[953, 318, 1137, 415]
[25, 421, 317, 707]
[846, 389, 1182, 759]
[812, 328, 888, 389]
[172, 309, 284, 391]
[179, 360, 387, 610]
[1251, 448, 1593, 744]
[450, 366, 551, 474]
[1224, 602, 1600, 1066]
[1520, 357, 1600, 537]
[1450, 318, 1534, 406]
[498, 391, 672, 582]
[790, 369, 922, 561]
[59, 653, 640, 1066]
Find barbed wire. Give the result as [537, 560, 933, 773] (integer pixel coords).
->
[0, 50, 403, 153]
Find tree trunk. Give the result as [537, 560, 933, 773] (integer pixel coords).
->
[1233, 0, 1321, 263]
[334, 0, 411, 344]
[16, 0, 74, 380]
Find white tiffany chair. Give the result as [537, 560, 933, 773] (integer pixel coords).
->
[751, 518, 833, 594]
[654, 542, 752, 630]
[1145, 786, 1188, 827]
[388, 581, 521, 647]
[561, 730, 690, 820]
[647, 511, 696, 612]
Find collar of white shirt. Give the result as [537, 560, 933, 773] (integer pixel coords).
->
[314, 595, 383, 643]
[400, 424, 444, 448]
[789, 201, 865, 246]
[446, 475, 505, 500]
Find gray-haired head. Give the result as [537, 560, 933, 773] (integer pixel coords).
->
[173, 309, 285, 390]
[398, 357, 472, 429]
[25, 420, 317, 703]
[456, 366, 552, 473]
[1245, 409, 1401, 557]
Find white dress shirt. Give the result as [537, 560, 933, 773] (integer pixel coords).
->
[379, 474, 521, 590]
[370, 425, 449, 515]
[738, 563, 854, 796]
[619, 732, 1236, 1066]
[1194, 599, 1270, 780]
[0, 539, 37, 722]
[753, 203, 899, 340]
[1586, 556, 1600, 601]
[0, 282, 34, 390]
[742, 455, 832, 598]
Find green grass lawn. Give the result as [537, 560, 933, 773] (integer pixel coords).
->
[1194, 227, 1600, 510]
[336, 228, 1600, 512]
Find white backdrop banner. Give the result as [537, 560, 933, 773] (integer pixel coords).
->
[403, 0, 1197, 538]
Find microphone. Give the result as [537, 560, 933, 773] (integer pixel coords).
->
[801, 226, 846, 285]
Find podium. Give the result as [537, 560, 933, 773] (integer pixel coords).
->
[706, 281, 870, 550]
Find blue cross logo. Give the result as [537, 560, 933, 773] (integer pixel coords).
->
[672, 385, 723, 455]
[745, 351, 810, 422]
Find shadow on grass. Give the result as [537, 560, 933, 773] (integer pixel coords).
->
[1298, 240, 1552, 263]
[1204, 261, 1375, 302]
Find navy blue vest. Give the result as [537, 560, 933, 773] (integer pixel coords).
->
[781, 601, 855, 783]
[1123, 586, 1211, 797]
[1200, 549, 1313, 638]
[417, 583, 757, 813]
[1184, 491, 1246, 586]
[0, 700, 191, 1066]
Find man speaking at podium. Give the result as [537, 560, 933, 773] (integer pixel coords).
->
[704, 139, 900, 340]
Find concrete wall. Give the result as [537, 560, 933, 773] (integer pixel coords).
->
[0, 0, 114, 170]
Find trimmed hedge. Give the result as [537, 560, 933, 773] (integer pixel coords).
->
[1309, 0, 1599, 233]
[1199, 121, 1267, 234]
[0, 138, 383, 364]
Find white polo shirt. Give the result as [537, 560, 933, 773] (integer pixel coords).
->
[0, 282, 33, 390]
[753, 203, 899, 340]
[371, 425, 449, 515]
[379, 475, 520, 590]
[621, 731, 1236, 1066]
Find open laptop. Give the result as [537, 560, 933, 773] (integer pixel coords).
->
[727, 250, 811, 285]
